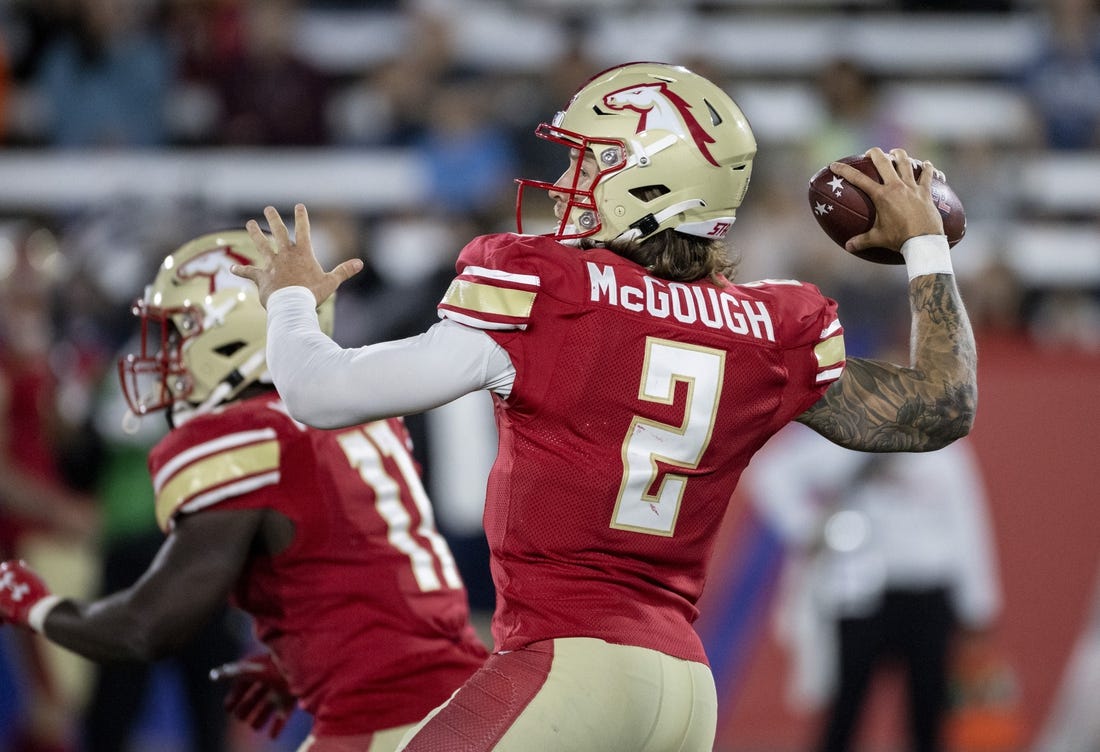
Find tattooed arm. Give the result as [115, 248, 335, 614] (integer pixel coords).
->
[798, 270, 977, 451]
[796, 147, 978, 452]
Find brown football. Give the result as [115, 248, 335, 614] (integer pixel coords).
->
[807, 154, 966, 264]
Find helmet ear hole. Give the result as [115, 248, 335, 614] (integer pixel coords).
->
[629, 185, 670, 202]
[214, 341, 246, 357]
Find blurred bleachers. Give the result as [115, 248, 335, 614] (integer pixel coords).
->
[2, 0, 1096, 303]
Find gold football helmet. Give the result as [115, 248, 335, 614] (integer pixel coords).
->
[118, 230, 334, 422]
[516, 62, 757, 243]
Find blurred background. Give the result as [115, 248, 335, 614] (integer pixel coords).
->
[0, 0, 1097, 750]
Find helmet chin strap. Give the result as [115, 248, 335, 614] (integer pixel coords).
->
[172, 349, 268, 426]
[615, 199, 706, 243]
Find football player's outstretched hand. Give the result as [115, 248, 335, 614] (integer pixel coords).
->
[235, 203, 363, 308]
[210, 652, 296, 739]
[0, 560, 56, 631]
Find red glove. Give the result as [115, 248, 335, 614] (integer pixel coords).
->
[209, 652, 296, 739]
[0, 560, 57, 631]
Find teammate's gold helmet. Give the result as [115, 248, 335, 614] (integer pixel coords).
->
[118, 230, 334, 422]
[515, 61, 757, 243]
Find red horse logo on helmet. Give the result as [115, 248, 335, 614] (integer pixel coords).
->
[177, 246, 254, 295]
[602, 81, 719, 167]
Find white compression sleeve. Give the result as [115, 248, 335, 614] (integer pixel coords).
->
[266, 287, 514, 428]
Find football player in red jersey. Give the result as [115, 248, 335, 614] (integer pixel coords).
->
[234, 62, 976, 752]
[0, 231, 488, 752]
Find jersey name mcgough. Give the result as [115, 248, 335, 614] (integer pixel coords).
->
[586, 261, 775, 340]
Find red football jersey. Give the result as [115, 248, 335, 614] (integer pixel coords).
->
[149, 395, 487, 736]
[438, 233, 845, 663]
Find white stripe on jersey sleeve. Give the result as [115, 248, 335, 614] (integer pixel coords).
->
[154, 428, 278, 493]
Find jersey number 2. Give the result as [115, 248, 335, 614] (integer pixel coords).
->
[610, 338, 724, 537]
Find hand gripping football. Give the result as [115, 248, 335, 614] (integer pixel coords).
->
[807, 154, 966, 264]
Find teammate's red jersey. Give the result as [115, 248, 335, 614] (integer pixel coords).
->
[438, 233, 845, 663]
[148, 394, 487, 736]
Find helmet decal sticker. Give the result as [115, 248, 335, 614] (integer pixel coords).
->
[602, 82, 719, 167]
[176, 245, 254, 295]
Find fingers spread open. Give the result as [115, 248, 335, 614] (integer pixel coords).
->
[245, 219, 274, 258]
[332, 258, 365, 283]
[264, 206, 291, 250]
[293, 204, 310, 248]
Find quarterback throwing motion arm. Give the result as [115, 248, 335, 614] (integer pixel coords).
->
[796, 148, 977, 452]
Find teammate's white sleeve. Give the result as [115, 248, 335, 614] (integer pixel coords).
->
[266, 286, 515, 429]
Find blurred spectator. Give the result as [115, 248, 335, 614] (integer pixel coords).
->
[0, 220, 98, 752]
[413, 71, 519, 222]
[896, 0, 1012, 11]
[166, 0, 244, 84]
[958, 257, 1027, 337]
[208, 0, 331, 145]
[320, 209, 467, 347]
[0, 26, 11, 143]
[1014, 0, 1100, 150]
[729, 152, 837, 284]
[4, 1, 69, 83]
[1027, 288, 1100, 352]
[32, 0, 174, 147]
[161, 0, 245, 145]
[805, 57, 916, 174]
[330, 10, 456, 147]
[504, 33, 600, 185]
[746, 424, 1003, 752]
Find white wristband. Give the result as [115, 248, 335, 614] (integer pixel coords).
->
[27, 595, 63, 634]
[900, 235, 953, 281]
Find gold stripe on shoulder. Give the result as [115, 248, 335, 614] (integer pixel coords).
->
[155, 440, 279, 530]
[442, 279, 536, 319]
[814, 334, 846, 369]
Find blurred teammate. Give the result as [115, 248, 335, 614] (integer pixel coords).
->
[0, 231, 488, 752]
[235, 62, 977, 751]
